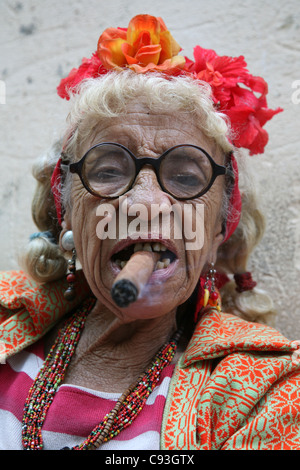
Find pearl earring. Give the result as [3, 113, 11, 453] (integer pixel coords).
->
[61, 230, 75, 251]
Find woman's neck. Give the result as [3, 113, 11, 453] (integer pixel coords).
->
[62, 301, 178, 393]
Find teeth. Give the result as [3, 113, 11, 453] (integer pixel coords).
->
[155, 259, 171, 270]
[133, 241, 168, 253]
[114, 257, 171, 270]
[114, 242, 172, 270]
[133, 243, 143, 252]
[156, 261, 165, 270]
[161, 258, 170, 267]
[143, 243, 152, 252]
[114, 259, 128, 268]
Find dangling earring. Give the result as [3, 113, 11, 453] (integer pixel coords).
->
[203, 263, 221, 311]
[61, 231, 77, 301]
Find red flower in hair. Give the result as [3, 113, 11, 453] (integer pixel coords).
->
[57, 53, 107, 100]
[186, 46, 250, 103]
[185, 46, 283, 155]
[57, 16, 283, 156]
[226, 85, 282, 154]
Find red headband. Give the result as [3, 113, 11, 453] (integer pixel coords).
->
[51, 14, 282, 240]
[50, 158, 63, 226]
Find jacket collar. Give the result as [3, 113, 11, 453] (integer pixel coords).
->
[0, 270, 91, 362]
[182, 308, 295, 367]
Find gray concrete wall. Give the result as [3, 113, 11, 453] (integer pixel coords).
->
[0, 0, 299, 338]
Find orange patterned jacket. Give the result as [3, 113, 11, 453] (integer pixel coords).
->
[161, 309, 300, 449]
[1, 271, 300, 449]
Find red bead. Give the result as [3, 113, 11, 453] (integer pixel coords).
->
[67, 273, 76, 283]
[210, 291, 218, 301]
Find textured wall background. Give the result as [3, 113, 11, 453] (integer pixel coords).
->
[0, 0, 299, 338]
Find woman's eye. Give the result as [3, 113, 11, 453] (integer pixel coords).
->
[89, 167, 123, 182]
[96, 169, 121, 180]
[172, 174, 202, 187]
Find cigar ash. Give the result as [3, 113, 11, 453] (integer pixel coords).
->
[111, 279, 139, 308]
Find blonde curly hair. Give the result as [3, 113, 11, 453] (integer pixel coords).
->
[20, 71, 276, 325]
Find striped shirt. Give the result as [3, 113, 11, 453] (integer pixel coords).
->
[0, 340, 175, 450]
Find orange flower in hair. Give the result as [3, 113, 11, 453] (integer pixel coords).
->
[97, 14, 185, 74]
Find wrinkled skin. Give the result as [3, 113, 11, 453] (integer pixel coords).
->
[59, 102, 225, 392]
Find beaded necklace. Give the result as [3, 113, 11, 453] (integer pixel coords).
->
[22, 297, 181, 450]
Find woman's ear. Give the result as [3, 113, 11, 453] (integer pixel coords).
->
[210, 219, 225, 264]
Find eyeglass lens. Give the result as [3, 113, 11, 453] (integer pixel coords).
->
[82, 144, 213, 199]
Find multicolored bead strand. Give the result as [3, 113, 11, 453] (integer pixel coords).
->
[21, 297, 181, 451]
[74, 332, 181, 450]
[22, 297, 96, 450]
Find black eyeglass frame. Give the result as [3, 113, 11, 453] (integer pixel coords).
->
[67, 142, 235, 200]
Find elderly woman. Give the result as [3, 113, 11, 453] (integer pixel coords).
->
[1, 15, 300, 451]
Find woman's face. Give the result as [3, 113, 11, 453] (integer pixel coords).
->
[64, 102, 225, 323]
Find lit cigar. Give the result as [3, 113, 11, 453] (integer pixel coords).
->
[111, 251, 160, 307]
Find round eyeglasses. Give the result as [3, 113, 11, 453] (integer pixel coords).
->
[68, 142, 234, 200]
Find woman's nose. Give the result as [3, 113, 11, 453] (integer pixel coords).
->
[120, 166, 173, 221]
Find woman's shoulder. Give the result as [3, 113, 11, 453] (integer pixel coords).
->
[183, 308, 298, 367]
[0, 270, 33, 305]
[0, 270, 91, 364]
